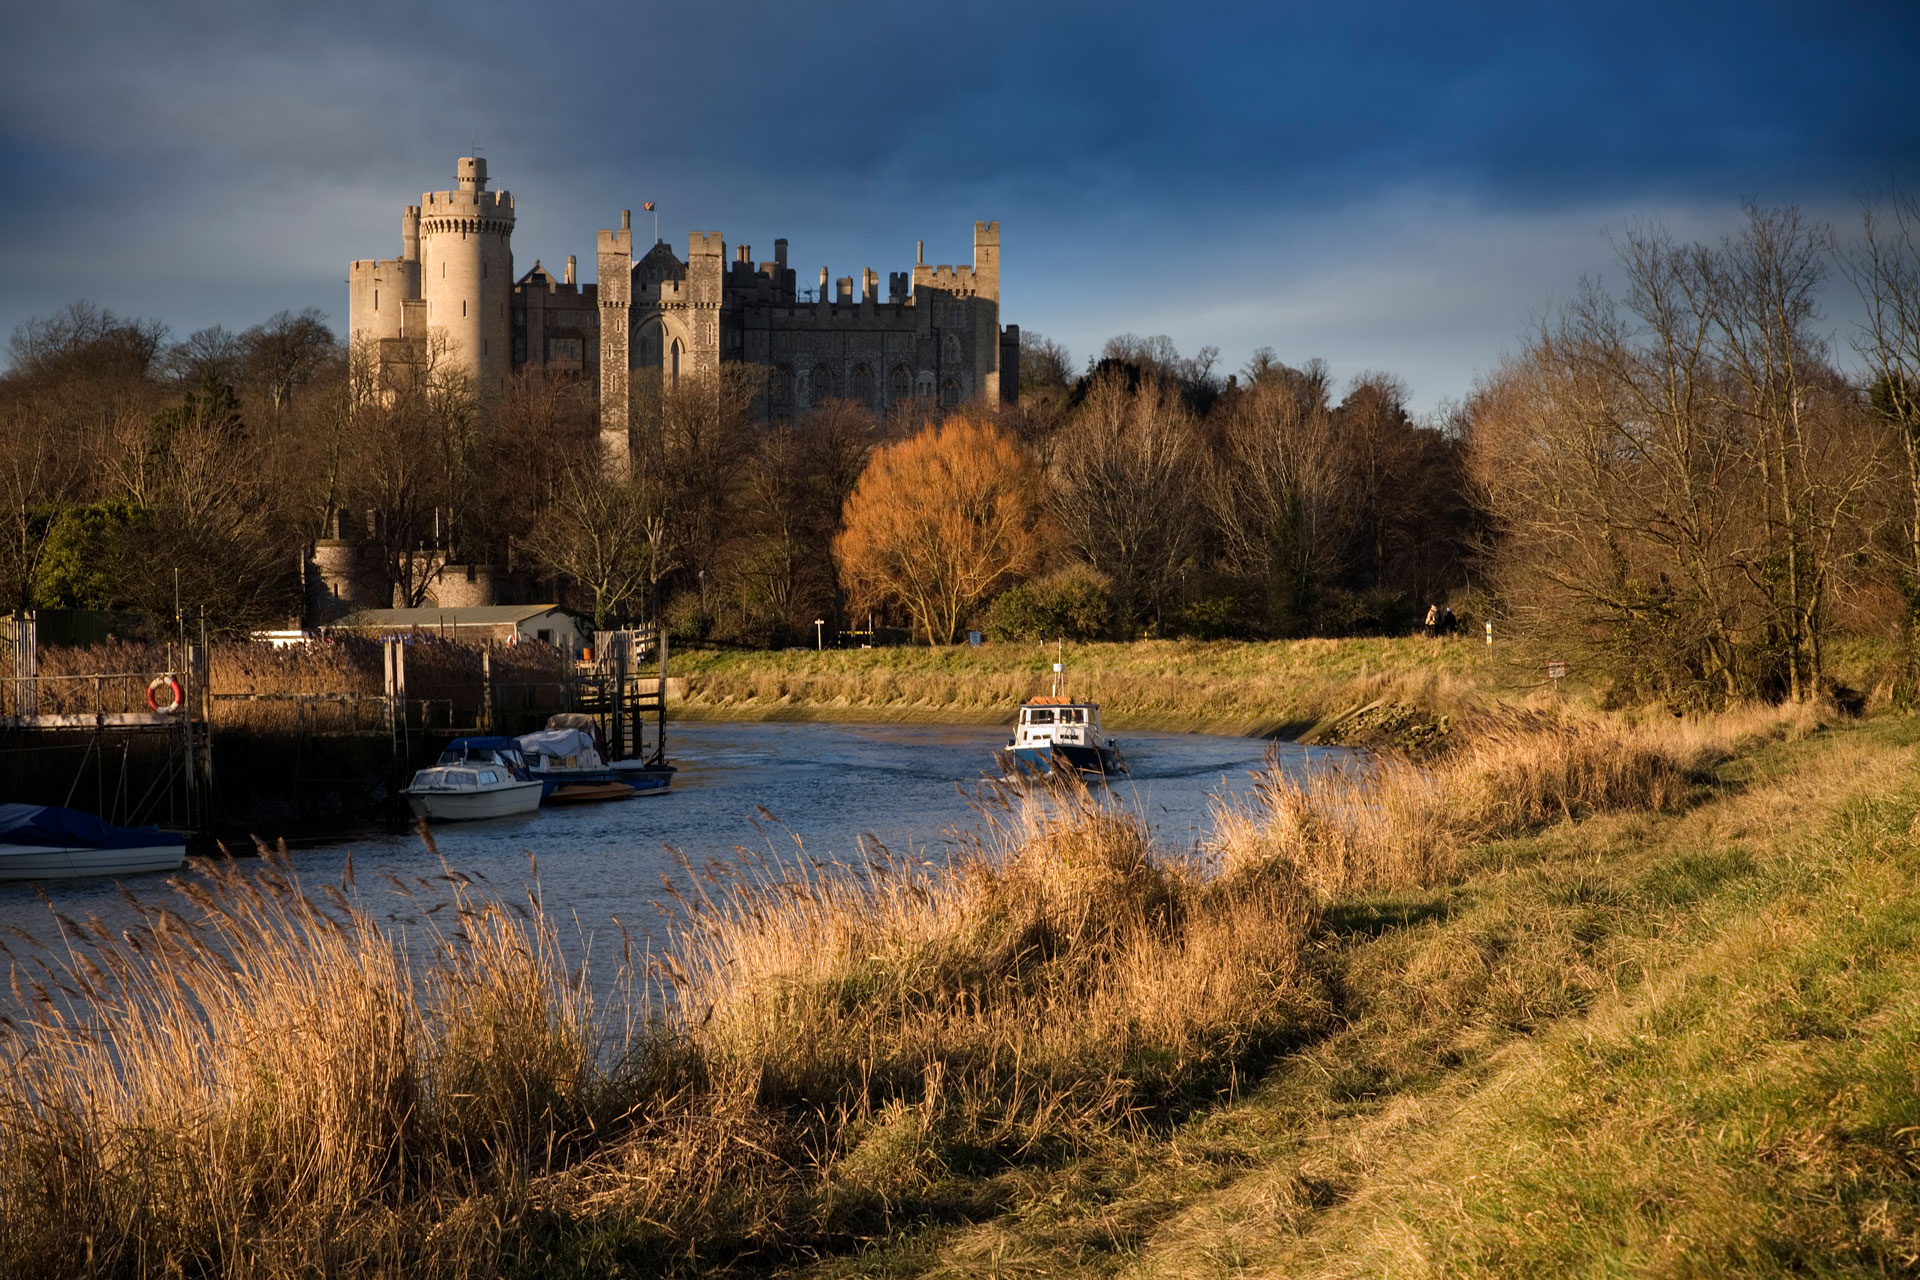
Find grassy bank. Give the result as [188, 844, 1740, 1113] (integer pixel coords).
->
[6, 693, 1897, 1276]
[670, 636, 1492, 740]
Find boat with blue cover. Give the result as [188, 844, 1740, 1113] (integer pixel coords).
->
[517, 722, 672, 797]
[0, 804, 188, 880]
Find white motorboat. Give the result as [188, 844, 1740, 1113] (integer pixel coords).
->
[0, 804, 188, 880]
[402, 765, 544, 821]
[996, 645, 1127, 780]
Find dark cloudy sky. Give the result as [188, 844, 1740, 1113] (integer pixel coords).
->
[3, 0, 1916, 411]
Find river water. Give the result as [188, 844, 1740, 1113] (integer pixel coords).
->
[0, 721, 1349, 977]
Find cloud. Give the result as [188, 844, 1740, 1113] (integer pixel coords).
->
[1, 0, 1914, 388]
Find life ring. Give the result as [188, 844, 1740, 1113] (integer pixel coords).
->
[146, 674, 183, 713]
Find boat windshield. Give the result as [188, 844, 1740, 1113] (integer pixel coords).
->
[1026, 709, 1055, 725]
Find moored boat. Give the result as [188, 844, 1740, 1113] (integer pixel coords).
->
[0, 804, 188, 880]
[517, 722, 674, 796]
[402, 765, 544, 821]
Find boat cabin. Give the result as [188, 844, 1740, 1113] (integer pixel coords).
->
[436, 737, 533, 775]
[1012, 697, 1102, 749]
[408, 766, 508, 792]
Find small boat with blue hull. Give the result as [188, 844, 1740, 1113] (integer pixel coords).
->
[517, 725, 672, 798]
[1000, 696, 1127, 780]
[0, 804, 188, 880]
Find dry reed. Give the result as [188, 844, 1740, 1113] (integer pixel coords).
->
[16, 638, 567, 732]
[0, 787, 1327, 1275]
[1216, 699, 1829, 898]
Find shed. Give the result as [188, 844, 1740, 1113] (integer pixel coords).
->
[326, 605, 587, 652]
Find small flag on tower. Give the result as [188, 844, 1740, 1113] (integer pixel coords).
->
[643, 202, 655, 211]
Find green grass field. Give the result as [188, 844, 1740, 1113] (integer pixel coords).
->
[669, 636, 1492, 737]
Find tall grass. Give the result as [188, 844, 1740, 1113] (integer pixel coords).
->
[1215, 700, 1829, 898]
[0, 788, 1326, 1275]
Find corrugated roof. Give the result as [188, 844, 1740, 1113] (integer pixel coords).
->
[330, 605, 568, 627]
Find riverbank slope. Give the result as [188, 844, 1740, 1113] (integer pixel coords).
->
[787, 704, 1920, 1278]
[669, 636, 1489, 742]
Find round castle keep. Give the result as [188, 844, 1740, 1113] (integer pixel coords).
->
[347, 158, 515, 393]
[418, 158, 515, 390]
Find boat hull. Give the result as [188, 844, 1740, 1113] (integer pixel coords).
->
[1002, 742, 1126, 780]
[404, 780, 544, 821]
[0, 842, 186, 881]
[529, 765, 672, 797]
[545, 782, 637, 805]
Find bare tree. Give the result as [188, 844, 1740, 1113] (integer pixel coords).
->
[1210, 371, 1348, 632]
[241, 309, 337, 415]
[1838, 189, 1920, 693]
[1018, 331, 1074, 391]
[1707, 205, 1879, 700]
[1049, 369, 1203, 632]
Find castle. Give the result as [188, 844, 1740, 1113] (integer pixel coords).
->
[348, 156, 1019, 445]
[321, 157, 1020, 619]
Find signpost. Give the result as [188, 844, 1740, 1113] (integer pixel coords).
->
[1547, 659, 1566, 692]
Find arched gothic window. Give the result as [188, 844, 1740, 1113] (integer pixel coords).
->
[670, 339, 682, 388]
[811, 363, 835, 405]
[942, 332, 961, 365]
[889, 364, 912, 404]
[940, 378, 960, 408]
[771, 364, 795, 414]
[850, 364, 874, 407]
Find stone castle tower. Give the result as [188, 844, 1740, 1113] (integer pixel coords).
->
[349, 157, 516, 393]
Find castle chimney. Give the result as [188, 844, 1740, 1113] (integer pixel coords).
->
[564, 255, 576, 285]
[774, 238, 788, 267]
[837, 276, 853, 304]
[736, 244, 751, 264]
[621, 209, 631, 231]
[916, 239, 924, 265]
[818, 266, 829, 299]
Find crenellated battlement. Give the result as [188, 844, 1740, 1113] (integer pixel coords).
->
[914, 263, 979, 295]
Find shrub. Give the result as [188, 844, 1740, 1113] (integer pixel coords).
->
[981, 565, 1114, 641]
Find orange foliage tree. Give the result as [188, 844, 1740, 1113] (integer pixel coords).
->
[832, 416, 1045, 643]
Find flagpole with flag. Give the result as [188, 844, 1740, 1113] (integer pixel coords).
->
[644, 201, 657, 245]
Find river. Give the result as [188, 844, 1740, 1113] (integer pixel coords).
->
[0, 720, 1349, 977]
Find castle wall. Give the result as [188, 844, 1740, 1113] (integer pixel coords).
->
[512, 266, 599, 377]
